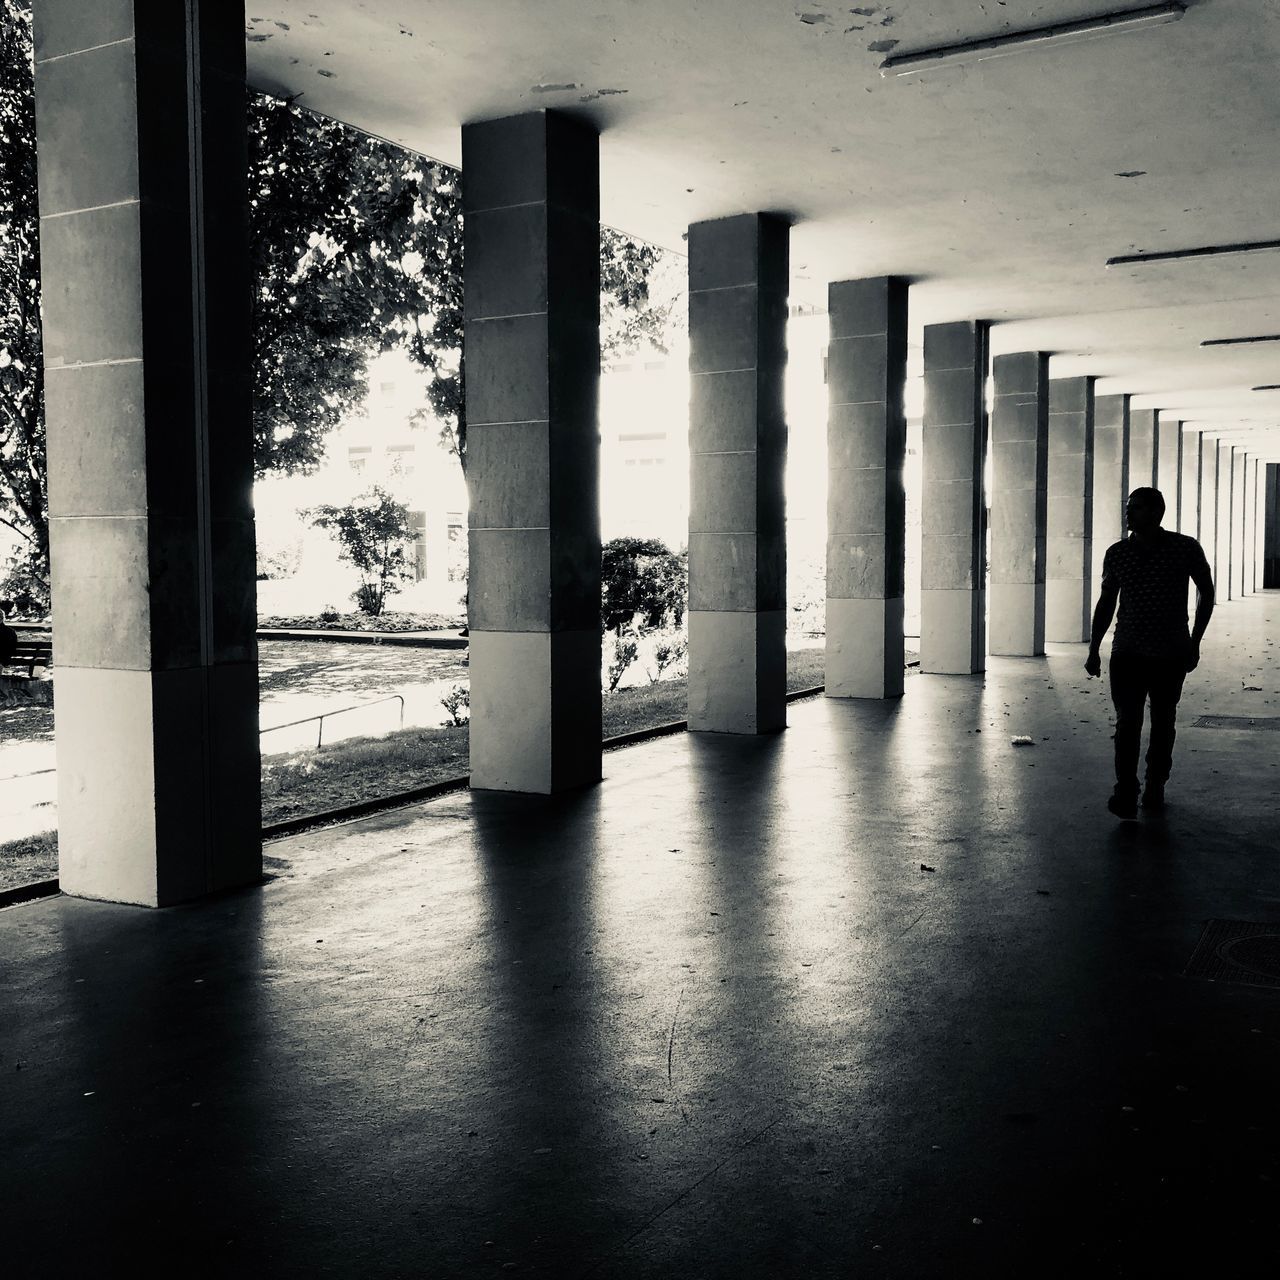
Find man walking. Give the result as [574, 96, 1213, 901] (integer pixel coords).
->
[1085, 487, 1215, 819]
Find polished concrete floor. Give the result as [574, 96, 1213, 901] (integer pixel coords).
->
[3, 595, 1278, 1278]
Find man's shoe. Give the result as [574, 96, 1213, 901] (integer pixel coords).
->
[1141, 782, 1165, 810]
[1108, 790, 1139, 820]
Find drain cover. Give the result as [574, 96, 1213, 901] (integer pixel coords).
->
[1191, 715, 1280, 730]
[1184, 920, 1280, 988]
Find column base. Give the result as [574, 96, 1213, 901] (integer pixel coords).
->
[1045, 577, 1090, 644]
[920, 588, 985, 674]
[825, 596, 904, 699]
[56, 664, 261, 907]
[469, 629, 601, 794]
[688, 610, 786, 734]
[988, 582, 1045, 657]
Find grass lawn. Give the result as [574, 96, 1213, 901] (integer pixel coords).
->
[0, 831, 58, 893]
[1, 647, 829, 889]
[261, 646, 826, 826]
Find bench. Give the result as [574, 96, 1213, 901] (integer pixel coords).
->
[1, 638, 52, 678]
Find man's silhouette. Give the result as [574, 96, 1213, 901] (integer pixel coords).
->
[1085, 487, 1214, 819]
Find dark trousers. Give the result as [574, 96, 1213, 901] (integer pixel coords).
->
[1109, 652, 1187, 793]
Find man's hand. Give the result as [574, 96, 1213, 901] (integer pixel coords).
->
[1186, 641, 1200, 673]
[1084, 649, 1102, 678]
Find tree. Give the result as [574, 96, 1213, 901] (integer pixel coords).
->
[309, 486, 416, 617]
[601, 536, 688, 634]
[599, 536, 688, 691]
[0, 3, 45, 604]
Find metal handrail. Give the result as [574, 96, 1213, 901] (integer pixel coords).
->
[260, 693, 406, 749]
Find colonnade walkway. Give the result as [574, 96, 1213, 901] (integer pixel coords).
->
[3, 595, 1278, 1277]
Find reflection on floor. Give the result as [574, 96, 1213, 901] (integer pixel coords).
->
[3, 594, 1278, 1276]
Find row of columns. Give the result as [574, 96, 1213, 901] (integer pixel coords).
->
[32, 9, 1277, 907]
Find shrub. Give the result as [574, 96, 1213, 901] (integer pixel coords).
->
[606, 632, 639, 692]
[601, 537, 687, 634]
[440, 683, 470, 726]
[647, 633, 688, 683]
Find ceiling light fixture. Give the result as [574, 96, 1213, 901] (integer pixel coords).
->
[1107, 237, 1280, 268]
[1200, 334, 1280, 347]
[879, 2, 1186, 77]
[1250, 385, 1280, 392]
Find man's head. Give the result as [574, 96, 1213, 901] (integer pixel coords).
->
[1126, 487, 1165, 536]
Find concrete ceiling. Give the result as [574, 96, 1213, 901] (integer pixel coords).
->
[245, 0, 1280, 456]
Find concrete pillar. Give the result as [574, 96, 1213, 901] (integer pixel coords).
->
[1215, 440, 1232, 598]
[1128, 409, 1156, 490]
[1045, 377, 1094, 643]
[1241, 454, 1256, 597]
[1155, 413, 1182, 525]
[34, 0, 259, 906]
[989, 352, 1048, 655]
[1252, 458, 1265, 591]
[920, 320, 990, 674]
[462, 111, 601, 791]
[1092, 394, 1130, 581]
[1266, 463, 1280, 589]
[687, 213, 789, 733]
[1179, 426, 1200, 538]
[824, 277, 907, 699]
[1233, 448, 1248, 599]
[1201, 435, 1219, 590]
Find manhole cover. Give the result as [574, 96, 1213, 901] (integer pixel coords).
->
[1184, 920, 1280, 988]
[1191, 715, 1280, 731]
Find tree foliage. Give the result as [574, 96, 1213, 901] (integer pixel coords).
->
[600, 536, 688, 635]
[247, 95, 465, 476]
[309, 486, 416, 617]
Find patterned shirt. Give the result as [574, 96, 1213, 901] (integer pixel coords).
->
[1101, 530, 1211, 659]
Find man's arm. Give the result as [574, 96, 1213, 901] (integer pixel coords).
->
[1085, 583, 1118, 677]
[1187, 548, 1215, 672]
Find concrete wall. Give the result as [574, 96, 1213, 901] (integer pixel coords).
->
[1045, 377, 1094, 642]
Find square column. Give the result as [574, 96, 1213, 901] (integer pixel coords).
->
[1266, 464, 1280, 588]
[1179, 427, 1200, 537]
[989, 352, 1049, 656]
[462, 112, 601, 791]
[1128, 409, 1157, 490]
[1155, 413, 1182, 523]
[1233, 448, 1248, 599]
[1215, 440, 1232, 598]
[1045, 377, 1094, 643]
[824, 277, 907, 699]
[1251, 458, 1264, 591]
[1092, 394, 1130, 582]
[1241, 454, 1256, 597]
[920, 320, 990, 674]
[687, 214, 789, 733]
[34, 0, 259, 906]
[1201, 435, 1220, 589]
